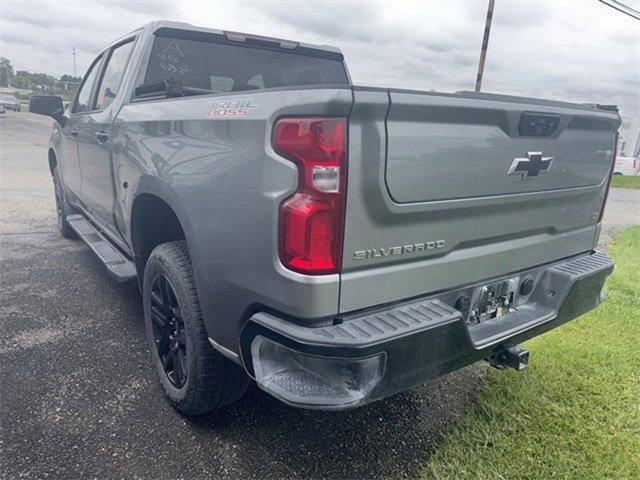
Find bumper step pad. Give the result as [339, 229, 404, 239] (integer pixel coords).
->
[290, 299, 460, 347]
[553, 251, 612, 277]
[66, 214, 136, 282]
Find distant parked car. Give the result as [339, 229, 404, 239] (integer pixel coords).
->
[614, 156, 638, 176]
[0, 95, 20, 111]
[0, 103, 5, 114]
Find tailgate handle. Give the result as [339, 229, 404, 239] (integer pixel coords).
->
[518, 112, 560, 137]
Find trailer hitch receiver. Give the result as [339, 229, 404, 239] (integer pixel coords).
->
[488, 345, 529, 371]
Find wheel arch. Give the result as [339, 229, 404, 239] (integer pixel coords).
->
[48, 148, 57, 177]
[129, 188, 193, 286]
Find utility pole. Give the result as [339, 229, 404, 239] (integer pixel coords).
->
[72, 46, 76, 77]
[475, 0, 495, 92]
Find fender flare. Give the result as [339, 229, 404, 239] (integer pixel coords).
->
[47, 125, 63, 176]
[129, 175, 196, 251]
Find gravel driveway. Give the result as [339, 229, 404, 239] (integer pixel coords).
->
[1, 111, 637, 479]
[596, 187, 640, 248]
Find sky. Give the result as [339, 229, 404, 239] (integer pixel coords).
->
[1, 0, 639, 116]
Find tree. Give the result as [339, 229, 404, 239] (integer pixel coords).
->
[0, 63, 77, 99]
[11, 71, 33, 90]
[30, 72, 57, 88]
[11, 70, 57, 91]
[60, 74, 81, 83]
[0, 57, 14, 87]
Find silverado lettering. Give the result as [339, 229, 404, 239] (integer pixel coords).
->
[353, 240, 446, 260]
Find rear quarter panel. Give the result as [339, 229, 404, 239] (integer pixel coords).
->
[112, 87, 352, 352]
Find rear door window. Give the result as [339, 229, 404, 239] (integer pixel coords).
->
[143, 32, 349, 94]
[95, 39, 135, 110]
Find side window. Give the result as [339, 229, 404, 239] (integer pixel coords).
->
[73, 55, 103, 114]
[95, 39, 135, 111]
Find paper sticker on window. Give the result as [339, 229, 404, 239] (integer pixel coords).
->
[155, 41, 190, 76]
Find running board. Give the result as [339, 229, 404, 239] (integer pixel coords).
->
[66, 214, 136, 282]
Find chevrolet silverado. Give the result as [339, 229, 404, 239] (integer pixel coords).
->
[30, 21, 619, 414]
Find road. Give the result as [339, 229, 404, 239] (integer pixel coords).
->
[1, 111, 638, 479]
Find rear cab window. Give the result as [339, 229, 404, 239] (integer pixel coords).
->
[141, 28, 349, 95]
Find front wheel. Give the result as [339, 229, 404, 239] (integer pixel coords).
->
[52, 167, 75, 239]
[143, 241, 249, 415]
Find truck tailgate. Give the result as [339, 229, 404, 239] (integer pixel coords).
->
[339, 87, 619, 313]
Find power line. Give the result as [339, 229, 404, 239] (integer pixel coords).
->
[598, 0, 640, 20]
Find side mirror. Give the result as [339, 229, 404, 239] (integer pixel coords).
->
[29, 95, 65, 125]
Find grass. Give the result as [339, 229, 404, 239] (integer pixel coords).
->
[611, 175, 640, 189]
[423, 227, 640, 480]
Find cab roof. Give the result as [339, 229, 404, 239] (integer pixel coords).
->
[114, 20, 343, 59]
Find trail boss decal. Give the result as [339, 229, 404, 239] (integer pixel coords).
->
[353, 240, 445, 261]
[207, 98, 257, 118]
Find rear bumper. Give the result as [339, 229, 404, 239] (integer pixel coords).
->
[239, 251, 613, 410]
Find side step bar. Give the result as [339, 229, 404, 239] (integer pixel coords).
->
[66, 214, 136, 282]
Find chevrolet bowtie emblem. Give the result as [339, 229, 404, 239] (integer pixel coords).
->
[508, 151, 554, 178]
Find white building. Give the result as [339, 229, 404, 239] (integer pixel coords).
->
[618, 115, 640, 158]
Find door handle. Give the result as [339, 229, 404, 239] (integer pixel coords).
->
[95, 131, 108, 143]
[69, 129, 78, 137]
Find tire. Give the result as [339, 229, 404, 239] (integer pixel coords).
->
[52, 167, 76, 239]
[143, 241, 249, 415]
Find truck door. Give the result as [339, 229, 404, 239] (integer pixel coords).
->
[59, 53, 104, 204]
[77, 38, 135, 239]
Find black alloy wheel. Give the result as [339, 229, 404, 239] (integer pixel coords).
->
[52, 167, 75, 239]
[150, 273, 188, 388]
[143, 241, 249, 415]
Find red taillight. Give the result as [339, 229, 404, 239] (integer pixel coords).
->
[275, 117, 346, 274]
[598, 131, 618, 223]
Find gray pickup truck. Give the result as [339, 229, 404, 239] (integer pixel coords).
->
[30, 21, 619, 415]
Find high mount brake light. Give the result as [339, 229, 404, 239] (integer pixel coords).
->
[274, 117, 346, 275]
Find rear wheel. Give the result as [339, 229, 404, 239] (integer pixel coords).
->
[143, 241, 249, 415]
[52, 167, 75, 239]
